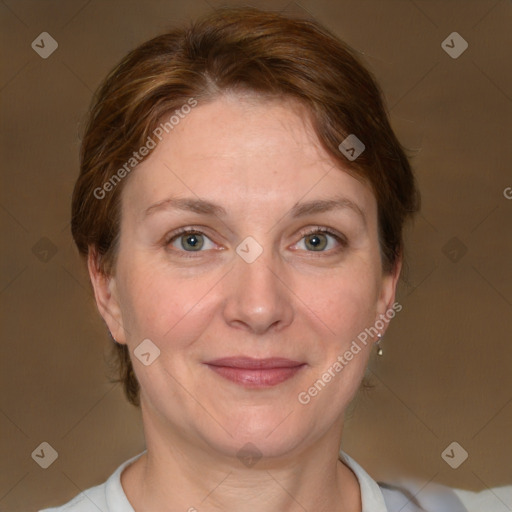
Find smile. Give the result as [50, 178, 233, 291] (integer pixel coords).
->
[204, 357, 307, 388]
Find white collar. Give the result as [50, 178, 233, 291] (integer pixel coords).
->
[339, 450, 389, 511]
[107, 449, 389, 511]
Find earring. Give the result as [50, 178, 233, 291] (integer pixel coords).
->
[109, 331, 118, 344]
[376, 333, 383, 356]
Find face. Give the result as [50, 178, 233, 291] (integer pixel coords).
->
[91, 93, 400, 460]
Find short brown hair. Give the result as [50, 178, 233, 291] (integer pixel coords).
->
[72, 7, 420, 406]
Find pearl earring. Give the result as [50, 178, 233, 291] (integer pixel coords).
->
[376, 333, 383, 356]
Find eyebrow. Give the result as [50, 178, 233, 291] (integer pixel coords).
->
[143, 195, 366, 225]
[289, 196, 366, 225]
[143, 197, 227, 218]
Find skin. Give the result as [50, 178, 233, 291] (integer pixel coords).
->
[89, 92, 402, 512]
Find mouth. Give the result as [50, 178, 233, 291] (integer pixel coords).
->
[204, 357, 307, 388]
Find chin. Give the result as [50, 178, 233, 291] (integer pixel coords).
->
[199, 408, 318, 461]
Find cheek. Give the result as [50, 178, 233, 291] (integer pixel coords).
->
[296, 264, 380, 341]
[117, 260, 220, 343]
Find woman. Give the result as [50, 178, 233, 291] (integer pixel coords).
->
[40, 7, 473, 512]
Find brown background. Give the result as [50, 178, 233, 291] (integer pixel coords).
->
[1, 0, 511, 510]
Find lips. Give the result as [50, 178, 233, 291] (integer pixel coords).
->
[205, 357, 306, 387]
[206, 357, 304, 369]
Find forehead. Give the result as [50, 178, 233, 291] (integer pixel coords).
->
[121, 93, 375, 221]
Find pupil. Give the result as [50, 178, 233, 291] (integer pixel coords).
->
[183, 233, 203, 250]
[307, 233, 326, 251]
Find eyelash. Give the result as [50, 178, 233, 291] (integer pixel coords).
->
[164, 226, 348, 257]
[295, 227, 348, 253]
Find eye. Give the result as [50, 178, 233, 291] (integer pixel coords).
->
[294, 228, 346, 252]
[167, 229, 216, 252]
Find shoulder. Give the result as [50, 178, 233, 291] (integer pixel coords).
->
[340, 450, 470, 512]
[38, 452, 145, 512]
[379, 481, 512, 512]
[452, 485, 512, 512]
[378, 481, 468, 512]
[38, 481, 108, 512]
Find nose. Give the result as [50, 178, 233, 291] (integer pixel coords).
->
[222, 248, 294, 335]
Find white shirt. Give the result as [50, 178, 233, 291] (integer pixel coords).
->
[39, 449, 509, 511]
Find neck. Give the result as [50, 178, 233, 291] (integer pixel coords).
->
[122, 406, 361, 512]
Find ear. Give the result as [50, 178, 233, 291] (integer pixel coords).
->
[375, 254, 403, 335]
[87, 248, 127, 344]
